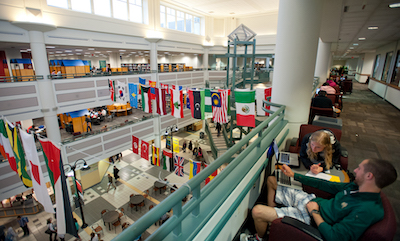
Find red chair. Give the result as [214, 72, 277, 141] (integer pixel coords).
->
[289, 124, 347, 171]
[268, 192, 396, 241]
[308, 107, 334, 125]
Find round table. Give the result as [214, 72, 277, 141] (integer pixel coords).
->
[103, 211, 119, 230]
[130, 195, 145, 211]
[154, 181, 167, 194]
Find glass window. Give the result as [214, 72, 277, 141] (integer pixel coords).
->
[381, 52, 393, 82]
[194, 16, 201, 35]
[47, 0, 68, 9]
[71, 0, 91, 13]
[129, 0, 142, 23]
[167, 8, 176, 30]
[186, 14, 192, 33]
[113, 0, 128, 20]
[160, 6, 166, 28]
[94, 0, 111, 17]
[372, 54, 380, 79]
[390, 50, 400, 86]
[177, 11, 184, 31]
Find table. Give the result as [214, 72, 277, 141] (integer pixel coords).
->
[130, 195, 145, 211]
[154, 181, 166, 194]
[103, 211, 119, 230]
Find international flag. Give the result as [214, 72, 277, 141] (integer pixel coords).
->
[162, 150, 173, 172]
[160, 83, 169, 92]
[186, 94, 190, 109]
[140, 140, 149, 161]
[235, 89, 256, 127]
[156, 88, 167, 115]
[172, 85, 183, 90]
[20, 131, 54, 213]
[132, 135, 139, 154]
[256, 87, 272, 116]
[141, 86, 152, 113]
[5, 121, 32, 187]
[116, 80, 127, 104]
[149, 80, 156, 100]
[128, 83, 138, 108]
[109, 79, 115, 101]
[39, 138, 78, 238]
[75, 179, 83, 195]
[151, 146, 160, 166]
[139, 77, 146, 85]
[204, 89, 212, 113]
[212, 89, 229, 123]
[0, 119, 17, 173]
[189, 159, 201, 179]
[204, 164, 218, 185]
[170, 89, 184, 118]
[174, 155, 184, 177]
[188, 90, 205, 119]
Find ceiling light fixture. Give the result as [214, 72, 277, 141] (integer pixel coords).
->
[95, 51, 101, 53]
[353, 43, 359, 46]
[119, 50, 126, 51]
[88, 48, 95, 50]
[75, 49, 83, 51]
[368, 26, 378, 30]
[46, 46, 55, 49]
[65, 50, 72, 52]
[106, 51, 112, 52]
[358, 37, 366, 40]
[389, 3, 400, 8]
[349, 47, 354, 49]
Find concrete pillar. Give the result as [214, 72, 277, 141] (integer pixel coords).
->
[271, 0, 323, 137]
[314, 38, 331, 84]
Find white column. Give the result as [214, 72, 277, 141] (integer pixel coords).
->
[29, 30, 62, 143]
[271, 0, 323, 136]
[314, 38, 332, 84]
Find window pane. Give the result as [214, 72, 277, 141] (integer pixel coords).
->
[186, 14, 192, 33]
[390, 50, 400, 86]
[71, 0, 91, 13]
[113, 0, 128, 20]
[194, 16, 201, 35]
[47, 0, 68, 9]
[160, 5, 165, 13]
[161, 12, 166, 28]
[167, 8, 176, 29]
[372, 54, 380, 79]
[381, 52, 393, 82]
[177, 11, 184, 31]
[94, 0, 111, 17]
[129, 3, 142, 23]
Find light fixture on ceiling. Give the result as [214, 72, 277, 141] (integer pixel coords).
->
[65, 50, 72, 52]
[368, 26, 378, 30]
[88, 48, 95, 50]
[349, 47, 354, 49]
[353, 43, 359, 45]
[358, 37, 366, 40]
[106, 51, 112, 52]
[389, 3, 400, 8]
[131, 52, 136, 53]
[85, 52, 90, 54]
[119, 50, 126, 51]
[75, 49, 82, 51]
[95, 51, 101, 53]
[56, 51, 62, 53]
[46, 46, 55, 49]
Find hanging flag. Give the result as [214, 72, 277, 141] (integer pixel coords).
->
[139, 77, 146, 85]
[5, 121, 32, 188]
[108, 79, 115, 101]
[20, 131, 54, 213]
[204, 164, 218, 185]
[128, 83, 138, 109]
[155, 88, 167, 115]
[189, 159, 201, 179]
[140, 140, 149, 161]
[170, 89, 184, 118]
[235, 89, 256, 127]
[116, 80, 127, 104]
[204, 88, 212, 113]
[172, 85, 183, 90]
[0, 119, 17, 173]
[256, 87, 272, 116]
[39, 138, 79, 238]
[174, 155, 184, 177]
[141, 86, 152, 113]
[151, 146, 160, 166]
[160, 83, 169, 92]
[75, 179, 83, 194]
[162, 150, 173, 172]
[188, 90, 205, 119]
[212, 89, 229, 123]
[187, 94, 190, 109]
[132, 135, 139, 154]
[149, 80, 156, 100]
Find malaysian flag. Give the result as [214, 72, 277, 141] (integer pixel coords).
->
[212, 89, 229, 123]
[174, 155, 184, 177]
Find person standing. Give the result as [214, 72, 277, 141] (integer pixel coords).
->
[17, 216, 29, 237]
[216, 123, 222, 137]
[188, 140, 193, 153]
[84, 115, 92, 132]
[182, 140, 187, 153]
[106, 174, 116, 192]
[5, 227, 16, 241]
[113, 166, 120, 181]
[46, 218, 57, 241]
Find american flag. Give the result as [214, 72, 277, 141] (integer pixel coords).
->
[174, 155, 184, 177]
[212, 89, 229, 123]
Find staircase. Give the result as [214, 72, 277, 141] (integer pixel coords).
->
[207, 120, 229, 157]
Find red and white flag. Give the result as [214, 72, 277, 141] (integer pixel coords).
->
[132, 135, 139, 154]
[140, 140, 149, 160]
[256, 87, 272, 116]
[155, 88, 167, 115]
[212, 89, 229, 123]
[109, 79, 115, 101]
[160, 83, 169, 92]
[20, 131, 54, 213]
[0, 119, 17, 173]
[170, 89, 184, 118]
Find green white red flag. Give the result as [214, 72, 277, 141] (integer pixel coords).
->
[235, 89, 255, 127]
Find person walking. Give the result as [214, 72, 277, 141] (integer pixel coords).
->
[84, 115, 92, 132]
[113, 166, 120, 181]
[216, 122, 222, 137]
[188, 140, 193, 153]
[17, 216, 29, 237]
[5, 227, 16, 241]
[182, 140, 187, 153]
[106, 174, 116, 192]
[46, 218, 57, 241]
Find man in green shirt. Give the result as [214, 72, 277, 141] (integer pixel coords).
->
[251, 159, 397, 241]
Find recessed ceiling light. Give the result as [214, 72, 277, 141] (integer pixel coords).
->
[61, 54, 67, 56]
[56, 51, 62, 53]
[49, 52, 54, 54]
[55, 54, 60, 56]
[131, 52, 136, 53]
[353, 43, 358, 46]
[95, 51, 101, 53]
[120, 53, 124, 54]
[65, 50, 72, 53]
[76, 53, 81, 55]
[368, 26, 378, 30]
[349, 47, 354, 49]
[75, 49, 83, 51]
[106, 51, 112, 52]
[135, 55, 139, 57]
[358, 37, 366, 40]
[85, 52, 90, 54]
[46, 46, 55, 49]
[68, 53, 74, 55]
[88, 48, 95, 50]
[20, 50, 28, 52]
[389, 3, 400, 8]
[144, 51, 149, 53]
[27, 49, 31, 51]
[119, 50, 126, 51]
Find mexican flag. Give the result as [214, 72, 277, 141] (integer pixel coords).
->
[235, 89, 255, 127]
[0, 119, 17, 173]
[39, 138, 78, 238]
[20, 131, 54, 213]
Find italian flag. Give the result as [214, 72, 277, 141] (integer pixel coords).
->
[235, 89, 255, 127]
[39, 138, 78, 238]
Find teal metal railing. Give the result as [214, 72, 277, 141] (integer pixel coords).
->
[113, 103, 287, 241]
[204, 120, 218, 159]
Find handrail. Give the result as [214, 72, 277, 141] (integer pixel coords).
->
[204, 120, 218, 159]
[114, 103, 286, 241]
[0, 75, 44, 82]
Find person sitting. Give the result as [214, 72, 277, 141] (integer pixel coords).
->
[326, 78, 337, 87]
[101, 108, 107, 116]
[251, 159, 397, 241]
[299, 130, 341, 174]
[311, 90, 333, 109]
[319, 82, 336, 94]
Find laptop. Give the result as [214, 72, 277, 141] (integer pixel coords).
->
[274, 168, 303, 190]
[277, 152, 300, 167]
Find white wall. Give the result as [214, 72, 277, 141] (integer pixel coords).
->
[236, 12, 278, 36]
[371, 42, 397, 81]
[345, 58, 358, 71]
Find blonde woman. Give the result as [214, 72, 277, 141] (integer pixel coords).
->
[299, 130, 341, 174]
